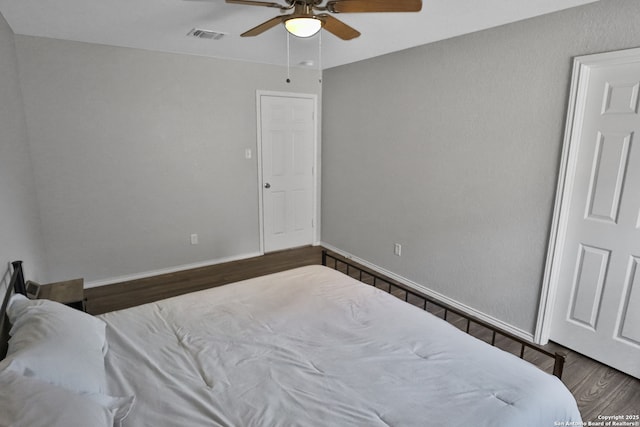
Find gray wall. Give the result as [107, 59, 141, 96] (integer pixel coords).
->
[0, 13, 46, 284]
[321, 0, 640, 333]
[14, 36, 321, 284]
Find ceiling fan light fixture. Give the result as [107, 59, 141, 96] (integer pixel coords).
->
[284, 16, 322, 38]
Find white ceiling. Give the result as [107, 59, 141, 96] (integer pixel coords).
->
[0, 0, 598, 69]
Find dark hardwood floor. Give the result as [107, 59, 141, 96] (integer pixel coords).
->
[84, 245, 324, 315]
[85, 245, 639, 423]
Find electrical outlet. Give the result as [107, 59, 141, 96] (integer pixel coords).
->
[394, 243, 402, 256]
[190, 234, 199, 245]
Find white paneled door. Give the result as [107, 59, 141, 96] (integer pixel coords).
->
[258, 93, 316, 252]
[546, 49, 640, 378]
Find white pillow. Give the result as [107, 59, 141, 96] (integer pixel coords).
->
[2, 294, 108, 395]
[0, 369, 134, 427]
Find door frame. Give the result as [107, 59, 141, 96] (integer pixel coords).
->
[535, 47, 640, 345]
[256, 90, 321, 254]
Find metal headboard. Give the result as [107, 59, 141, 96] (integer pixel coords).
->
[0, 261, 26, 360]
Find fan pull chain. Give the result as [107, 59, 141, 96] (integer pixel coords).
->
[318, 30, 322, 84]
[286, 31, 291, 83]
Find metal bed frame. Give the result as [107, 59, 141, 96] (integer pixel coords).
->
[321, 250, 566, 379]
[2, 256, 566, 378]
[0, 261, 25, 359]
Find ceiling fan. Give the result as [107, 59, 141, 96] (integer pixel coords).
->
[226, 0, 422, 40]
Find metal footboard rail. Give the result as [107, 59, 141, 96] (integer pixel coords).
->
[321, 250, 565, 379]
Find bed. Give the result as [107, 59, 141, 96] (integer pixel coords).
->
[1, 256, 582, 427]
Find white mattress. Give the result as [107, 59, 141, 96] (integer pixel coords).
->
[99, 265, 582, 426]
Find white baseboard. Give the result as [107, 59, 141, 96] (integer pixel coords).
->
[320, 242, 535, 343]
[85, 251, 263, 289]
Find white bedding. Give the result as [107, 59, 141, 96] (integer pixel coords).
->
[100, 265, 582, 427]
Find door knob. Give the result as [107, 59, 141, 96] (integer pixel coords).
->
[264, 183, 271, 189]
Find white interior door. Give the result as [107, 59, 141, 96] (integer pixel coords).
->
[545, 48, 640, 378]
[258, 93, 316, 253]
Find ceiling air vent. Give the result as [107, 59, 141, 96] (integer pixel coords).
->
[187, 28, 226, 40]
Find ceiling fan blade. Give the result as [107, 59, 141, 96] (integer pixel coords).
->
[327, 0, 422, 13]
[226, 0, 288, 10]
[319, 14, 360, 40]
[241, 16, 285, 37]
